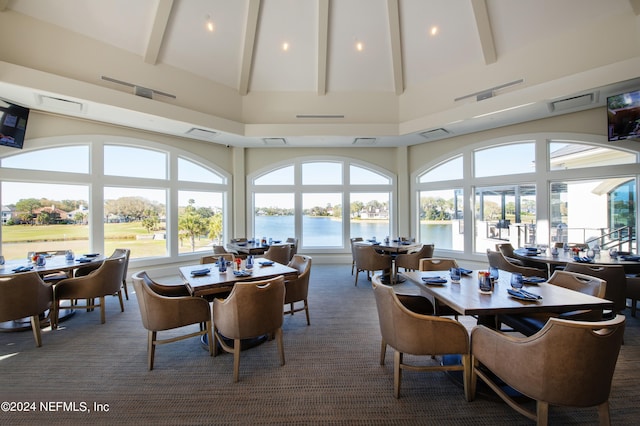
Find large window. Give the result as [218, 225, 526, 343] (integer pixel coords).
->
[249, 159, 395, 250]
[414, 136, 639, 256]
[0, 137, 229, 262]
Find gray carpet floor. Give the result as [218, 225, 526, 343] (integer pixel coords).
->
[1, 264, 639, 425]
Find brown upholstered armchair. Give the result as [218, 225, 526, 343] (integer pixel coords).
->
[372, 275, 471, 400]
[495, 242, 550, 272]
[471, 315, 626, 425]
[52, 255, 127, 328]
[284, 255, 312, 325]
[564, 263, 627, 314]
[263, 244, 291, 265]
[132, 271, 213, 370]
[487, 249, 548, 279]
[201, 253, 235, 265]
[213, 276, 286, 382]
[353, 243, 392, 286]
[394, 243, 434, 273]
[498, 270, 607, 336]
[0, 272, 53, 347]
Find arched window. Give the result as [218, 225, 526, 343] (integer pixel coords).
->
[249, 158, 395, 250]
[414, 135, 639, 256]
[0, 136, 230, 262]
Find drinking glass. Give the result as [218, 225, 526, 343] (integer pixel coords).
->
[449, 267, 461, 283]
[510, 272, 524, 291]
[0, 255, 5, 265]
[27, 251, 35, 264]
[489, 266, 499, 284]
[246, 255, 254, 270]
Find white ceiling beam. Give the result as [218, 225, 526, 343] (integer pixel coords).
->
[239, 0, 261, 96]
[144, 0, 174, 65]
[471, 0, 497, 65]
[630, 0, 640, 15]
[317, 0, 329, 95]
[387, 0, 404, 95]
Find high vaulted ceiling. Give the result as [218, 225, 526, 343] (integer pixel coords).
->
[1, 0, 640, 147]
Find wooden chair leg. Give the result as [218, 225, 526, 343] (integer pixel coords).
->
[148, 331, 156, 370]
[233, 339, 241, 382]
[536, 401, 549, 426]
[122, 280, 129, 300]
[394, 351, 402, 399]
[303, 300, 310, 325]
[30, 314, 43, 347]
[598, 401, 611, 426]
[379, 339, 387, 365]
[99, 296, 106, 324]
[117, 291, 124, 312]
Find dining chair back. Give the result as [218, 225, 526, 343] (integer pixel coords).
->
[372, 275, 471, 400]
[564, 263, 627, 313]
[418, 257, 458, 271]
[626, 275, 640, 317]
[212, 245, 230, 254]
[111, 248, 131, 300]
[286, 237, 298, 261]
[353, 243, 392, 286]
[394, 244, 434, 272]
[471, 315, 626, 425]
[0, 272, 53, 347]
[350, 237, 364, 275]
[201, 253, 235, 264]
[52, 255, 127, 328]
[417, 257, 460, 317]
[486, 249, 548, 278]
[284, 255, 312, 325]
[213, 276, 286, 382]
[263, 244, 290, 265]
[132, 271, 213, 370]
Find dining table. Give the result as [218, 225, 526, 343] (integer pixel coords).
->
[179, 257, 298, 298]
[357, 239, 421, 284]
[512, 247, 640, 274]
[0, 253, 107, 331]
[402, 269, 614, 322]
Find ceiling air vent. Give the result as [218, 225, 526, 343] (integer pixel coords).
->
[419, 128, 450, 139]
[353, 138, 376, 146]
[37, 95, 84, 113]
[186, 128, 218, 141]
[548, 93, 596, 112]
[263, 138, 287, 146]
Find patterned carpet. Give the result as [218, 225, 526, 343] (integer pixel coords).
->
[1, 264, 639, 425]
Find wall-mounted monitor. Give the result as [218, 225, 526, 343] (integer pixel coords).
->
[607, 89, 640, 141]
[0, 100, 30, 149]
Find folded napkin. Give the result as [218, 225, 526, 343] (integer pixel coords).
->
[12, 266, 34, 273]
[259, 261, 274, 267]
[75, 257, 92, 263]
[620, 255, 640, 261]
[523, 276, 546, 284]
[83, 253, 100, 257]
[272, 240, 281, 244]
[236, 242, 247, 246]
[626, 273, 640, 278]
[459, 268, 473, 276]
[401, 241, 412, 245]
[507, 288, 542, 300]
[233, 270, 252, 277]
[190, 268, 210, 276]
[422, 277, 447, 284]
[371, 242, 381, 245]
[573, 256, 593, 263]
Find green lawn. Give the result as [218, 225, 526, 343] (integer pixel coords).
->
[0, 222, 210, 261]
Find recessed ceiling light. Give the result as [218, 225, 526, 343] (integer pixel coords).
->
[205, 14, 214, 32]
[356, 41, 364, 52]
[430, 26, 439, 36]
[282, 42, 289, 51]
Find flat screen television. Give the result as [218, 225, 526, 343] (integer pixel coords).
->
[0, 100, 30, 149]
[607, 89, 640, 141]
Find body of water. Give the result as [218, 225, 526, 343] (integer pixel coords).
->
[254, 216, 452, 248]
